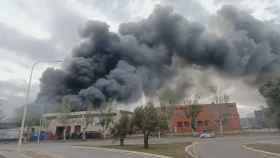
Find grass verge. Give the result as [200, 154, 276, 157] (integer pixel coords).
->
[91, 143, 192, 158]
[23, 151, 52, 158]
[246, 144, 280, 154]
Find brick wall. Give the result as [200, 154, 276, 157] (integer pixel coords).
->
[170, 103, 241, 134]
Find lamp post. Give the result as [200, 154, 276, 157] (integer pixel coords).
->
[17, 60, 63, 151]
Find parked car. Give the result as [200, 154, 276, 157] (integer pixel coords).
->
[199, 131, 215, 139]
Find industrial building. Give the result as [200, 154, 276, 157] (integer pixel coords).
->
[169, 103, 241, 135]
[42, 110, 130, 139]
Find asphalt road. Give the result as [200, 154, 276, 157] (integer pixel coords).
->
[0, 135, 279, 158]
[31, 143, 153, 158]
[196, 135, 280, 158]
[0, 142, 155, 158]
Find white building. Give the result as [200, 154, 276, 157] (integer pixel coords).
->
[42, 110, 131, 139]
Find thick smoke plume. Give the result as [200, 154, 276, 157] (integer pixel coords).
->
[37, 5, 280, 111]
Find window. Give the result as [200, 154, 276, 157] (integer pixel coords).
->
[197, 121, 203, 127]
[204, 120, 209, 126]
[177, 122, 183, 128]
[184, 121, 190, 127]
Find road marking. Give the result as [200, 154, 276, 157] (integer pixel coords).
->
[185, 142, 198, 158]
[72, 145, 173, 158]
[242, 144, 280, 157]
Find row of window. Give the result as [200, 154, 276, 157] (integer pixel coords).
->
[177, 120, 209, 128]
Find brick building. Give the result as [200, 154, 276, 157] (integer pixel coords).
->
[170, 103, 241, 134]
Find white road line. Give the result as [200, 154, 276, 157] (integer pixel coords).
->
[242, 144, 280, 157]
[72, 145, 173, 158]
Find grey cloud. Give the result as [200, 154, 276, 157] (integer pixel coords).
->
[44, 0, 85, 50]
[0, 23, 60, 61]
[80, 0, 210, 25]
[0, 80, 26, 116]
[161, 0, 210, 23]
[80, 0, 136, 22]
[214, 0, 245, 4]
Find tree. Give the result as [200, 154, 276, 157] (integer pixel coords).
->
[133, 102, 159, 149]
[159, 88, 182, 105]
[0, 100, 5, 122]
[185, 105, 202, 134]
[259, 79, 280, 128]
[157, 113, 169, 138]
[57, 99, 73, 141]
[216, 108, 228, 136]
[111, 112, 131, 146]
[14, 104, 40, 127]
[99, 107, 114, 139]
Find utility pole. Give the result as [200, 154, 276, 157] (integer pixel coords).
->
[17, 60, 63, 151]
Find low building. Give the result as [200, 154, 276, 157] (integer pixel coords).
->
[169, 103, 241, 134]
[240, 117, 256, 129]
[43, 110, 131, 139]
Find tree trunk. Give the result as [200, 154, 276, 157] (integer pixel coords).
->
[82, 128, 86, 140]
[103, 129, 106, 139]
[219, 119, 223, 136]
[120, 138, 124, 146]
[144, 133, 149, 149]
[63, 129, 66, 141]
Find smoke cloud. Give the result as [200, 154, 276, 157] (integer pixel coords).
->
[37, 5, 280, 111]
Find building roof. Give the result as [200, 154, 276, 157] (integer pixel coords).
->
[43, 110, 116, 120]
[42, 109, 132, 120]
[175, 102, 236, 107]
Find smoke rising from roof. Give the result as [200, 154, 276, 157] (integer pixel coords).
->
[37, 5, 280, 111]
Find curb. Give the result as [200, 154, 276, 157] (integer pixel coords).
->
[72, 146, 172, 158]
[185, 142, 197, 158]
[21, 149, 65, 158]
[242, 144, 280, 157]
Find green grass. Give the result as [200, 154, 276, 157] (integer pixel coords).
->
[98, 143, 191, 158]
[247, 144, 280, 154]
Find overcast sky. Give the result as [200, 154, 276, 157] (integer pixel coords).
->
[0, 0, 279, 117]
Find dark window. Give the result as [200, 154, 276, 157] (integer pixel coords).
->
[184, 121, 190, 127]
[197, 121, 203, 127]
[177, 122, 183, 128]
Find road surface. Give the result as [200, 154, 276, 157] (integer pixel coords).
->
[196, 135, 280, 158]
[0, 135, 279, 158]
[0, 142, 154, 158]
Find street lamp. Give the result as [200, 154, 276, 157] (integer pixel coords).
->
[17, 60, 64, 151]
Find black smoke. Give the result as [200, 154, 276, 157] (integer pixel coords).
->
[37, 5, 280, 111]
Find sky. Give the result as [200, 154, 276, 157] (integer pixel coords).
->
[0, 0, 279, 117]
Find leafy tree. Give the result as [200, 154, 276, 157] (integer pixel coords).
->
[111, 113, 131, 146]
[158, 114, 169, 131]
[133, 102, 159, 149]
[259, 79, 280, 128]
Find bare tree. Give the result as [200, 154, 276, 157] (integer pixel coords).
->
[57, 99, 73, 141]
[98, 106, 114, 139]
[0, 100, 5, 122]
[81, 112, 95, 140]
[185, 105, 202, 135]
